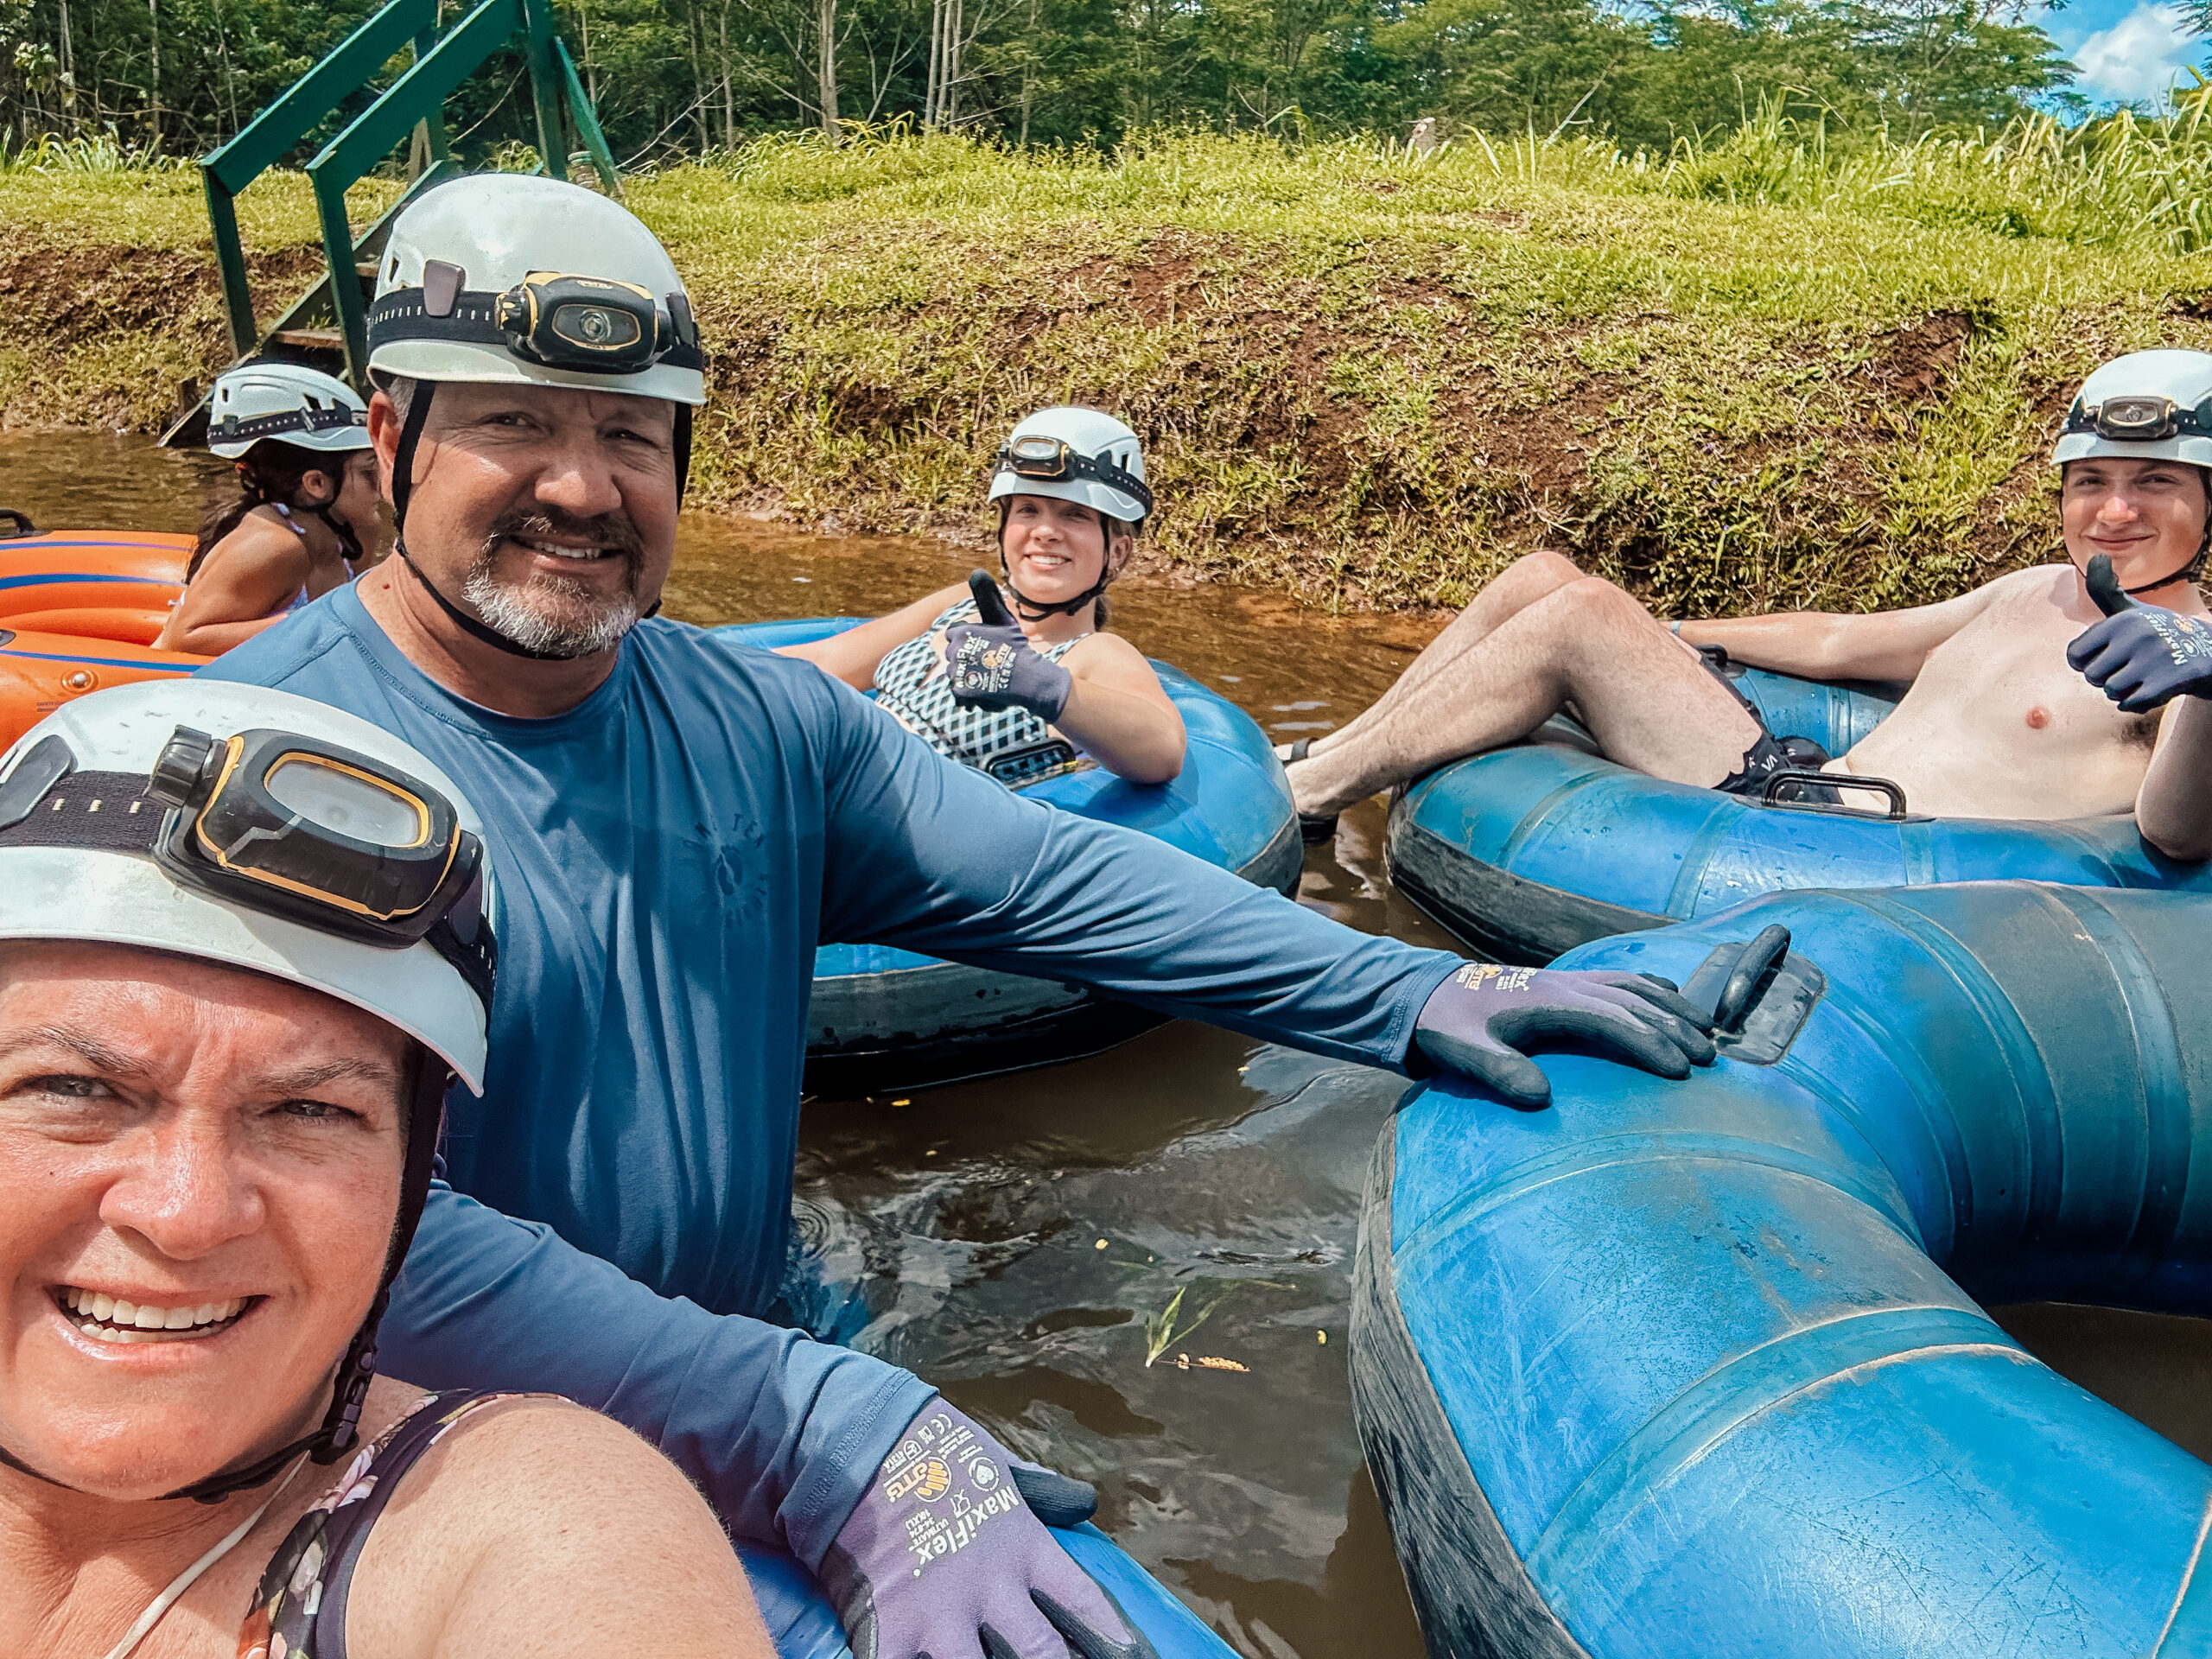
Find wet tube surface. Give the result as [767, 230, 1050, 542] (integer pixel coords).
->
[1352, 881, 2212, 1658]
[1386, 668, 2212, 963]
[0, 531, 201, 741]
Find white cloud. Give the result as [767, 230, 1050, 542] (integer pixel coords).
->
[2067, 3, 2201, 108]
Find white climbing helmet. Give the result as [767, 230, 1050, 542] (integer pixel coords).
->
[207, 362, 371, 460]
[0, 680, 496, 1091]
[2055, 350, 2212, 469]
[987, 407, 1152, 525]
[366, 174, 704, 406]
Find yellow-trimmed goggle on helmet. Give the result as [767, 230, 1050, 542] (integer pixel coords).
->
[0, 722, 496, 1007]
[2064, 394, 2212, 446]
[146, 725, 491, 973]
[994, 435, 1154, 517]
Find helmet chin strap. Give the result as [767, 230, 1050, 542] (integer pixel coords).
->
[2114, 542, 2202, 593]
[2124, 559, 2203, 595]
[995, 504, 1121, 620]
[385, 383, 681, 659]
[394, 543, 577, 662]
[316, 499, 365, 569]
[999, 562, 1109, 621]
[0, 1060, 450, 1506]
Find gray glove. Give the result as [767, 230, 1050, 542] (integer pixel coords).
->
[946, 570, 1074, 721]
[1414, 962, 1717, 1108]
[2068, 553, 2212, 713]
[821, 1399, 1154, 1659]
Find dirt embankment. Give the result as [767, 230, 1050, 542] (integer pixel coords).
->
[0, 242, 323, 432]
[2, 212, 2202, 616]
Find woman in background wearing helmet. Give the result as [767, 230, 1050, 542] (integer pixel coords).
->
[154, 364, 382, 657]
[784, 408, 1187, 785]
[0, 681, 768, 1659]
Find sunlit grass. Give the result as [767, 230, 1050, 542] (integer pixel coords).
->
[3, 106, 2209, 611]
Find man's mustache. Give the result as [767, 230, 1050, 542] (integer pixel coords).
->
[482, 507, 646, 563]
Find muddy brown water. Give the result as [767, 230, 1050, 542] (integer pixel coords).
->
[6, 428, 2210, 1657]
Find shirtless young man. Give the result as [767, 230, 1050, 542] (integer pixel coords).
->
[1283, 349, 2212, 862]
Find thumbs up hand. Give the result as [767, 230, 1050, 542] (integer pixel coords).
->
[946, 570, 1074, 721]
[2068, 554, 2212, 714]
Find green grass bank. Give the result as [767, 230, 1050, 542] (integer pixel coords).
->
[3, 122, 2211, 615]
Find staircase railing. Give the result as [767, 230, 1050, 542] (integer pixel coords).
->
[198, 0, 620, 390]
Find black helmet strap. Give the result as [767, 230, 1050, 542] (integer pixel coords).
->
[382, 378, 683, 659]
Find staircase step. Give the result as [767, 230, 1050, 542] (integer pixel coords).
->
[270, 327, 344, 351]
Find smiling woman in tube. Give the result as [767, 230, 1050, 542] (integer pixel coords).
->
[0, 678, 768, 1659]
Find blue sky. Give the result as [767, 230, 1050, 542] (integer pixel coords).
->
[2036, 0, 2209, 108]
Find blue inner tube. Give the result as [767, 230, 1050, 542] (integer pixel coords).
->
[740, 1524, 1237, 1657]
[1351, 880, 2212, 1657]
[716, 619, 1300, 1092]
[1386, 664, 2212, 964]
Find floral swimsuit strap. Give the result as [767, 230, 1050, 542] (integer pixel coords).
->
[238, 1389, 548, 1659]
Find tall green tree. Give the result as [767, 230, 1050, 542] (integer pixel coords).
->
[0, 0, 2082, 160]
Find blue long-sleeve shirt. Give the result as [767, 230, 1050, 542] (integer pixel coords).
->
[202, 585, 1459, 1564]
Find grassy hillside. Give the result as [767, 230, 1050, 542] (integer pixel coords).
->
[3, 119, 2210, 615]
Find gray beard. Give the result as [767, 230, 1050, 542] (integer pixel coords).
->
[461, 555, 641, 660]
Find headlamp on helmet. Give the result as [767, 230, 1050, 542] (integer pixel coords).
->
[134, 726, 496, 1004]
[992, 436, 1154, 518]
[367, 261, 703, 382]
[2065, 394, 2212, 447]
[495, 271, 677, 374]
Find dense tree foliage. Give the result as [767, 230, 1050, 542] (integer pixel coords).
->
[0, 0, 2077, 168]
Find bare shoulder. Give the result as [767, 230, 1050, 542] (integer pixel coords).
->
[1068, 629, 1162, 677]
[388, 1392, 689, 1487]
[1977, 563, 2079, 607]
[350, 1396, 769, 1659]
[221, 511, 312, 558]
[201, 516, 311, 580]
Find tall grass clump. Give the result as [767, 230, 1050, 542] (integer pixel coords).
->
[1643, 81, 2212, 253]
[0, 130, 186, 174]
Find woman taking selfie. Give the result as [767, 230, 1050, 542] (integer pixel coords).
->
[0, 680, 769, 1659]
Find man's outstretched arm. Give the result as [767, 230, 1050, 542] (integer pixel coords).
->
[1680, 578, 2008, 684]
[385, 1179, 935, 1567]
[810, 671, 1712, 1102]
[388, 1184, 1155, 1659]
[811, 676, 1458, 1070]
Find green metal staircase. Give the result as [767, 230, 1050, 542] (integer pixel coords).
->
[162, 0, 619, 444]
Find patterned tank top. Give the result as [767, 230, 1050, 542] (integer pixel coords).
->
[236, 1389, 547, 1659]
[873, 598, 1089, 778]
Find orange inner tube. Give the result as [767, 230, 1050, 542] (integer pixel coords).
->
[0, 531, 207, 747]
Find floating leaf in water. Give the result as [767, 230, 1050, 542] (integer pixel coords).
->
[1142, 1286, 1216, 1366]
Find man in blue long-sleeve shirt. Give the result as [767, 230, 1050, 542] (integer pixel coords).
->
[202, 175, 1713, 1656]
